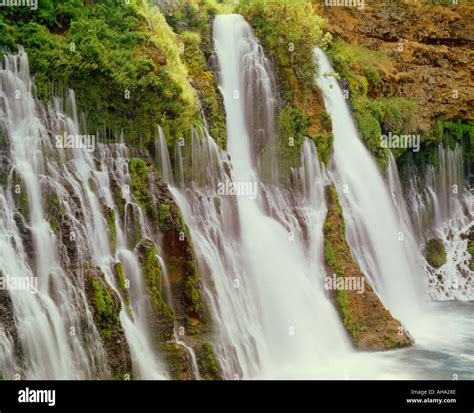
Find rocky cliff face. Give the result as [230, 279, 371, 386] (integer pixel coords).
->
[319, 0, 473, 131]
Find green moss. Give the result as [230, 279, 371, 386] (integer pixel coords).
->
[0, 0, 201, 146]
[322, 185, 364, 343]
[114, 262, 133, 319]
[175, 212, 203, 318]
[324, 239, 337, 271]
[165, 2, 227, 149]
[112, 372, 132, 381]
[326, 39, 420, 170]
[336, 289, 359, 340]
[160, 342, 188, 380]
[468, 241, 474, 256]
[114, 262, 127, 294]
[468, 240, 474, 272]
[184, 258, 201, 317]
[139, 241, 174, 340]
[197, 342, 220, 380]
[158, 204, 172, 232]
[434, 120, 474, 162]
[113, 186, 126, 217]
[425, 238, 447, 268]
[104, 207, 117, 253]
[12, 177, 29, 221]
[91, 276, 118, 341]
[44, 191, 64, 233]
[129, 158, 153, 213]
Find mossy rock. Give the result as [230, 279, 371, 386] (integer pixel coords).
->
[103, 206, 117, 253]
[84, 267, 132, 378]
[12, 174, 29, 222]
[467, 240, 474, 271]
[160, 342, 190, 380]
[113, 262, 133, 319]
[129, 157, 153, 214]
[322, 185, 412, 350]
[137, 239, 174, 342]
[425, 238, 447, 268]
[196, 342, 221, 380]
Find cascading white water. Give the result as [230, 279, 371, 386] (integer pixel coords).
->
[167, 14, 415, 380]
[398, 145, 473, 300]
[314, 47, 474, 369]
[2, 19, 472, 381]
[314, 47, 425, 330]
[0, 48, 167, 379]
[0, 49, 96, 379]
[155, 125, 173, 185]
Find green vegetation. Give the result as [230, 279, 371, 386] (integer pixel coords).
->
[0, 0, 200, 146]
[398, 120, 474, 170]
[12, 177, 29, 221]
[239, 0, 334, 175]
[112, 372, 132, 380]
[160, 342, 188, 380]
[129, 157, 153, 213]
[104, 207, 117, 253]
[174, 211, 203, 319]
[326, 39, 419, 170]
[91, 276, 119, 341]
[113, 262, 132, 318]
[139, 240, 174, 341]
[158, 204, 172, 232]
[322, 186, 361, 340]
[44, 191, 64, 233]
[113, 186, 126, 218]
[197, 341, 220, 380]
[335, 289, 359, 340]
[165, 0, 227, 149]
[435, 120, 474, 162]
[425, 238, 447, 268]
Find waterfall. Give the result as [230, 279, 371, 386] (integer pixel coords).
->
[398, 145, 473, 300]
[2, 16, 471, 381]
[402, 144, 468, 235]
[0, 48, 167, 379]
[168, 14, 373, 379]
[155, 125, 173, 185]
[314, 48, 425, 332]
[314, 47, 473, 359]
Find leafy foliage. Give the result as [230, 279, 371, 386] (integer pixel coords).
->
[0, 0, 200, 145]
[327, 39, 420, 169]
[239, 0, 333, 177]
[165, 0, 228, 148]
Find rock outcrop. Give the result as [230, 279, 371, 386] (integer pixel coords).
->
[84, 267, 132, 378]
[323, 185, 413, 350]
[318, 0, 473, 131]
